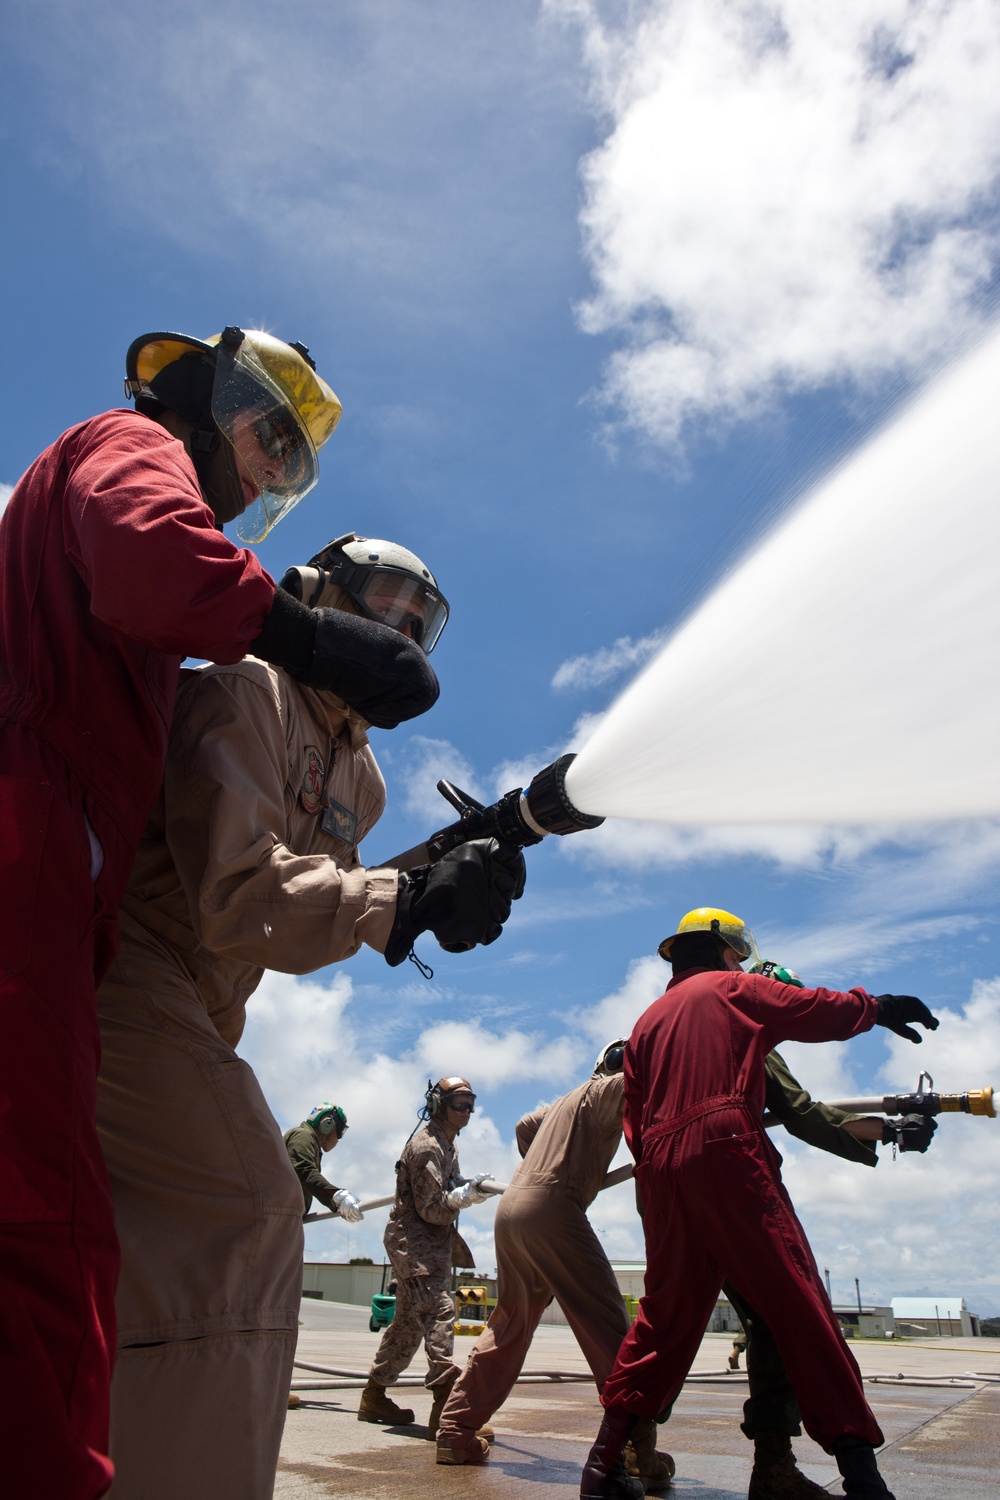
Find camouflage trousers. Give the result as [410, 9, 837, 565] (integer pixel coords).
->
[370, 1275, 457, 1389]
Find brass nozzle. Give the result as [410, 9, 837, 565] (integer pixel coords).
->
[938, 1087, 995, 1117]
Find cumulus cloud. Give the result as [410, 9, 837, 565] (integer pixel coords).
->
[238, 954, 1000, 1304]
[241, 969, 530, 1263]
[556, 0, 1000, 446]
[415, 1019, 586, 1087]
[779, 976, 1000, 1306]
[11, 2, 583, 333]
[552, 628, 668, 690]
[395, 735, 485, 824]
[571, 952, 666, 1051]
[0, 483, 13, 515]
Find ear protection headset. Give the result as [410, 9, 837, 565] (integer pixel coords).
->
[423, 1078, 477, 1119]
[308, 1103, 347, 1138]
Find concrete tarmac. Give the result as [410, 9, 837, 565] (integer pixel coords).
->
[278, 1300, 1000, 1499]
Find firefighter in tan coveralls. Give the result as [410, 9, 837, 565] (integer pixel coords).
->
[359, 1077, 492, 1437]
[434, 1044, 674, 1489]
[95, 537, 523, 1500]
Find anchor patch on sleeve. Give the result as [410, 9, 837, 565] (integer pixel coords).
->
[299, 747, 325, 814]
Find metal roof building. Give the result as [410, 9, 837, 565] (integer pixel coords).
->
[890, 1296, 980, 1337]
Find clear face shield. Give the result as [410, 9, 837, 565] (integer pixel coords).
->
[728, 924, 761, 971]
[211, 336, 319, 543]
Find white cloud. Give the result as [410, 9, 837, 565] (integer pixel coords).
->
[415, 1020, 585, 1087]
[779, 976, 1000, 1306]
[552, 628, 667, 690]
[239, 957, 1000, 1306]
[571, 952, 666, 1051]
[14, 3, 583, 329]
[564, 814, 858, 871]
[241, 968, 530, 1264]
[395, 735, 485, 824]
[556, 0, 1000, 446]
[0, 483, 13, 516]
[879, 975, 1000, 1092]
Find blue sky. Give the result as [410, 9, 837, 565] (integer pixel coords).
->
[5, 0, 1000, 1311]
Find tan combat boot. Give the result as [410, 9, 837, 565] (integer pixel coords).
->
[624, 1419, 675, 1493]
[357, 1377, 415, 1425]
[748, 1433, 829, 1500]
[436, 1432, 491, 1466]
[426, 1365, 460, 1440]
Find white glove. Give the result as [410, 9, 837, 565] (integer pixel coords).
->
[333, 1188, 364, 1223]
[445, 1175, 492, 1212]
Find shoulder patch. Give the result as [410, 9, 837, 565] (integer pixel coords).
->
[300, 747, 325, 813]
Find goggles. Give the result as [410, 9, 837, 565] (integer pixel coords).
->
[444, 1092, 476, 1113]
[212, 332, 319, 543]
[310, 543, 450, 653]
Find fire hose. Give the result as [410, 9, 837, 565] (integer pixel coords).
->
[818, 1072, 995, 1119]
[303, 1073, 996, 1224]
[302, 1163, 634, 1224]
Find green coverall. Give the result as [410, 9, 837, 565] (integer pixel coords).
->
[727, 1049, 876, 1437]
[283, 1123, 343, 1216]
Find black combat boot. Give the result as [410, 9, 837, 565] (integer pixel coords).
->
[832, 1439, 896, 1499]
[581, 1408, 645, 1500]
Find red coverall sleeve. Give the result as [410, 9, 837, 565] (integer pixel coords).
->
[736, 974, 878, 1049]
[64, 414, 274, 661]
[623, 1051, 643, 1166]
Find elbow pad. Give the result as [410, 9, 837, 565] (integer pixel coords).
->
[249, 587, 317, 677]
[250, 589, 440, 728]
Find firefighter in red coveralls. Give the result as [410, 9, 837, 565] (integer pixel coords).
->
[0, 327, 444, 1500]
[580, 908, 939, 1500]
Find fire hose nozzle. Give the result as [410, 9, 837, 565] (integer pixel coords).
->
[942, 1086, 996, 1117]
[521, 754, 606, 838]
[385, 754, 605, 874]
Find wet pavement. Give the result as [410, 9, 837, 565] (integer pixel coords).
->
[278, 1301, 1000, 1499]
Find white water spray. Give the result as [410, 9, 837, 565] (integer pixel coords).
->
[566, 326, 1000, 826]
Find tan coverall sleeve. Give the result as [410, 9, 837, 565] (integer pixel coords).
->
[164, 669, 397, 969]
[595, 1073, 626, 1133]
[515, 1106, 550, 1158]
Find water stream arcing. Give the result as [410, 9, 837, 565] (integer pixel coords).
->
[566, 326, 1000, 826]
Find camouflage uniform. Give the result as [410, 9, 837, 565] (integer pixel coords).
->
[370, 1118, 474, 1389]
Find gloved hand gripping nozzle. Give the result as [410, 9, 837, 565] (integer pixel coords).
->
[380, 754, 603, 973]
[388, 753, 604, 874]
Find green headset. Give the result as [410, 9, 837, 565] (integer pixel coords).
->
[308, 1102, 348, 1137]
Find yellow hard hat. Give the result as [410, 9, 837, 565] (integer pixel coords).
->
[657, 908, 759, 965]
[125, 327, 342, 542]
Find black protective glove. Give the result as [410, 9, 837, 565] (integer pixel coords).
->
[882, 1114, 937, 1153]
[873, 993, 940, 1044]
[251, 589, 439, 729]
[384, 838, 527, 967]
